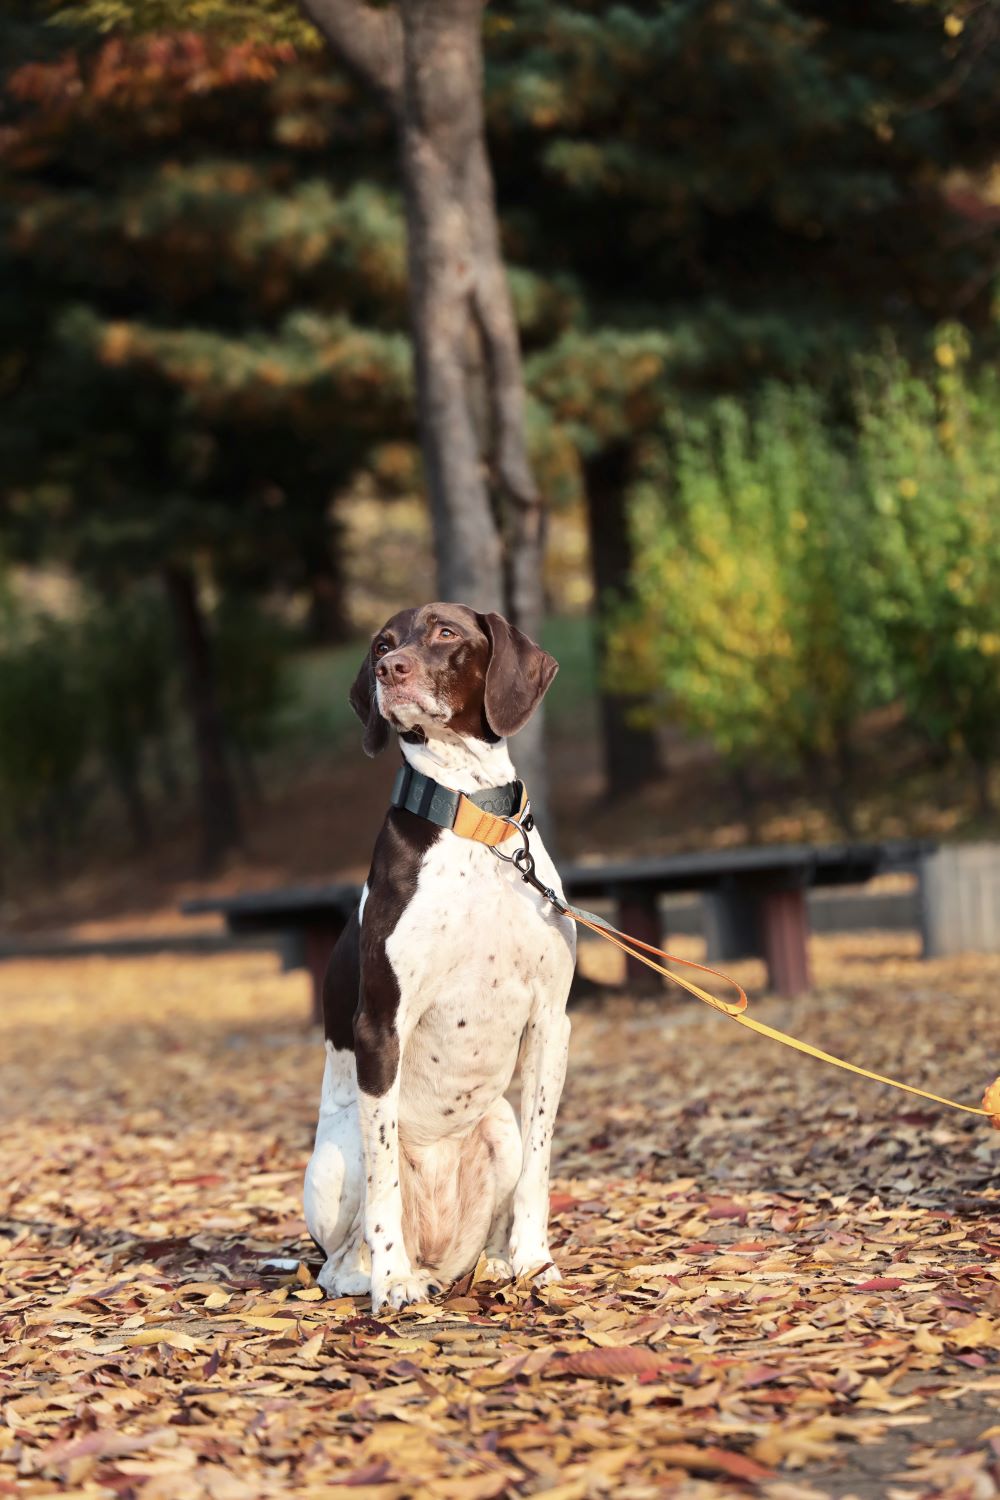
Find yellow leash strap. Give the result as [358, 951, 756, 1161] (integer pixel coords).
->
[473, 793, 999, 1128]
[565, 907, 1000, 1125]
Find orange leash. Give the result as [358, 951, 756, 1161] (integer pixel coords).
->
[565, 907, 1000, 1127]
[484, 804, 1000, 1127]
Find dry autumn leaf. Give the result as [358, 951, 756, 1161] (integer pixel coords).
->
[2, 940, 999, 1499]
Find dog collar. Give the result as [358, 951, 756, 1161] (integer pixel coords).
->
[389, 763, 528, 847]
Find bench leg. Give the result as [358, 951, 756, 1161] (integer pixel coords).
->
[616, 889, 663, 992]
[703, 889, 762, 961]
[303, 923, 345, 1026]
[759, 888, 811, 998]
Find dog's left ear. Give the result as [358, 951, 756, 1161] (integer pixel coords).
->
[349, 654, 390, 757]
[480, 612, 558, 738]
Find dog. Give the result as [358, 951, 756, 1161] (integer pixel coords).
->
[303, 603, 576, 1312]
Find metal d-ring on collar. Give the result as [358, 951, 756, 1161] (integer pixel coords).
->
[490, 807, 568, 914]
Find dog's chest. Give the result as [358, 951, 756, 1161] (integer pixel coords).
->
[384, 832, 570, 1138]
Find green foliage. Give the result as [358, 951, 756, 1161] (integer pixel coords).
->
[0, 22, 408, 597]
[507, 0, 1000, 473]
[0, 612, 90, 837]
[213, 594, 292, 752]
[610, 347, 1000, 790]
[858, 333, 1000, 773]
[77, 589, 175, 768]
[54, 0, 316, 47]
[609, 386, 888, 769]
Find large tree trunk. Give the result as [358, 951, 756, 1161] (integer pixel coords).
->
[162, 564, 242, 872]
[398, 4, 550, 828]
[398, 12, 504, 613]
[297, 0, 553, 836]
[582, 445, 662, 798]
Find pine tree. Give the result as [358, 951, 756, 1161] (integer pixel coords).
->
[0, 22, 415, 865]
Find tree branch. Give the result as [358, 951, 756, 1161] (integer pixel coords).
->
[297, 0, 403, 112]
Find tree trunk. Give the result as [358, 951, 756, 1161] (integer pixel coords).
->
[804, 744, 857, 839]
[154, 734, 181, 803]
[582, 445, 662, 799]
[162, 564, 242, 872]
[730, 763, 762, 844]
[972, 754, 994, 817]
[298, 0, 553, 836]
[301, 507, 351, 645]
[396, 0, 551, 830]
[397, 0, 504, 611]
[108, 750, 152, 853]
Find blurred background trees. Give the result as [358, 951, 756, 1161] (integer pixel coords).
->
[0, 0, 998, 889]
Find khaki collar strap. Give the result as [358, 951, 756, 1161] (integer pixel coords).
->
[389, 764, 527, 848]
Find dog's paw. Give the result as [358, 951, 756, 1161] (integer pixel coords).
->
[529, 1260, 562, 1286]
[479, 1256, 514, 1284]
[371, 1271, 442, 1313]
[510, 1244, 560, 1285]
[318, 1259, 371, 1298]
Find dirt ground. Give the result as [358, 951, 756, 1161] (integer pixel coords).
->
[2, 934, 999, 1499]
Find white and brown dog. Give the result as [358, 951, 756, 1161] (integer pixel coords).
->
[304, 603, 576, 1312]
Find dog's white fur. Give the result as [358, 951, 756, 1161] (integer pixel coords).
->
[303, 728, 575, 1311]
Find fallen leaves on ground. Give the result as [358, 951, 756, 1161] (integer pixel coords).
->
[1, 934, 999, 1499]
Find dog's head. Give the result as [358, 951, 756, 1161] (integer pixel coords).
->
[349, 603, 558, 757]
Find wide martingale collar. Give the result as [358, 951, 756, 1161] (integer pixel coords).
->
[389, 763, 528, 847]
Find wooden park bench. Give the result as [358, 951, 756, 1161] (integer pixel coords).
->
[562, 839, 933, 998]
[183, 838, 933, 1021]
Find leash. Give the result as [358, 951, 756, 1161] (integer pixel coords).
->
[490, 806, 1000, 1129]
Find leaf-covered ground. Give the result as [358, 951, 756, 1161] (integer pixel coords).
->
[2, 934, 999, 1499]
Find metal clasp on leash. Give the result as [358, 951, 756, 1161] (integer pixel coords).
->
[490, 806, 567, 914]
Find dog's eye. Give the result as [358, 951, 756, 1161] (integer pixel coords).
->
[374, 641, 390, 657]
[438, 627, 456, 639]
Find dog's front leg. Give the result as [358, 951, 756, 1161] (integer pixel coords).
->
[509, 1003, 571, 1284]
[354, 1011, 438, 1313]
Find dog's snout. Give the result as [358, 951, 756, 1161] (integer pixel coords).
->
[376, 650, 414, 682]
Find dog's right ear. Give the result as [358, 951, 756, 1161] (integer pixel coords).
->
[349, 654, 390, 757]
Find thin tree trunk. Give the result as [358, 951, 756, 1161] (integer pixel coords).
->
[234, 738, 263, 807]
[162, 564, 242, 872]
[804, 745, 856, 840]
[731, 763, 762, 844]
[972, 755, 994, 817]
[108, 750, 152, 853]
[583, 445, 662, 798]
[301, 507, 351, 645]
[154, 735, 181, 803]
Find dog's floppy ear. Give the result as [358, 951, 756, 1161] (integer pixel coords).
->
[349, 653, 390, 757]
[480, 612, 558, 739]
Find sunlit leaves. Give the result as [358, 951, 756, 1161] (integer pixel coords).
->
[607, 350, 1000, 791]
[1, 940, 998, 1493]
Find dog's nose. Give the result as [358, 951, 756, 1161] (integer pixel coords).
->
[376, 652, 413, 682]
